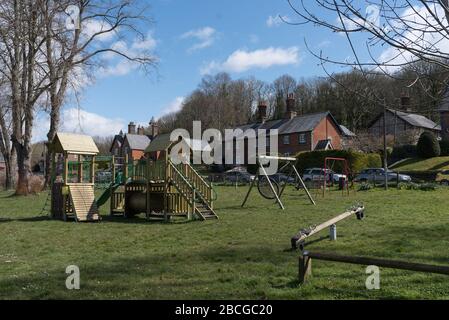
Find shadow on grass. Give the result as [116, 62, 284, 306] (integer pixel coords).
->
[430, 160, 449, 170]
[0, 216, 51, 223]
[0, 245, 290, 299]
[101, 215, 199, 225]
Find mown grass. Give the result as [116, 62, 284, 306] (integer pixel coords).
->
[0, 185, 448, 300]
[391, 156, 449, 171]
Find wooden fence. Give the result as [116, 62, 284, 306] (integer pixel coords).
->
[298, 251, 449, 284]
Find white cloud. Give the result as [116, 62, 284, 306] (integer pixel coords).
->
[158, 97, 185, 119]
[201, 47, 300, 75]
[180, 27, 217, 53]
[33, 109, 125, 142]
[82, 20, 116, 42]
[266, 15, 291, 27]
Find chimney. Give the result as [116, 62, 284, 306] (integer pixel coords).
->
[285, 93, 297, 119]
[137, 125, 145, 135]
[257, 101, 267, 123]
[150, 118, 159, 138]
[401, 95, 412, 112]
[128, 122, 136, 134]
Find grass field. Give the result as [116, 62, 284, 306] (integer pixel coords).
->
[0, 185, 449, 300]
[391, 156, 449, 171]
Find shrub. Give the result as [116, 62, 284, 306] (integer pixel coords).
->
[439, 140, 449, 156]
[29, 175, 44, 194]
[397, 182, 437, 191]
[417, 132, 440, 158]
[295, 150, 382, 174]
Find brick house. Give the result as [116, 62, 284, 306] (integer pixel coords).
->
[110, 120, 160, 161]
[225, 95, 344, 163]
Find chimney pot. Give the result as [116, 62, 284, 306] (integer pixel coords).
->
[257, 101, 267, 123]
[150, 119, 159, 138]
[137, 126, 145, 135]
[401, 95, 412, 112]
[285, 93, 297, 119]
[128, 122, 136, 134]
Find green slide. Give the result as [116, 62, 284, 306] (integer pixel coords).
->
[96, 183, 120, 207]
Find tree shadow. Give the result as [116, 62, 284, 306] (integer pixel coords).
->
[430, 160, 449, 170]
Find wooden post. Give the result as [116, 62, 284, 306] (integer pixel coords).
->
[91, 155, 95, 184]
[111, 156, 116, 183]
[78, 154, 83, 183]
[64, 152, 68, 183]
[298, 254, 312, 285]
[124, 154, 129, 180]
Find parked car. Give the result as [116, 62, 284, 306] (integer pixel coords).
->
[271, 173, 296, 184]
[436, 170, 449, 185]
[354, 168, 411, 183]
[224, 171, 255, 183]
[302, 168, 347, 183]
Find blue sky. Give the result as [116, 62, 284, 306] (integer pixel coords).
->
[34, 0, 389, 141]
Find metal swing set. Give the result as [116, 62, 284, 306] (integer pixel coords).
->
[241, 155, 316, 210]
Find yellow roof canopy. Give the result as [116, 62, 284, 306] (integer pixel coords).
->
[51, 132, 99, 155]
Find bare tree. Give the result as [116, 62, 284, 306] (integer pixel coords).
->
[41, 0, 157, 187]
[287, 0, 449, 93]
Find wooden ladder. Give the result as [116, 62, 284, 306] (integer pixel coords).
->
[69, 185, 100, 222]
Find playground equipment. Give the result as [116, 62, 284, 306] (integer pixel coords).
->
[323, 157, 350, 196]
[298, 251, 449, 285]
[241, 155, 315, 209]
[49, 133, 100, 222]
[49, 132, 217, 222]
[291, 204, 365, 250]
[102, 133, 218, 221]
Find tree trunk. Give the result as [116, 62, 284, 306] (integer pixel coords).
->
[13, 140, 31, 195]
[3, 155, 13, 190]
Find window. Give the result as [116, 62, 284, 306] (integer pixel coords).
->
[299, 133, 306, 144]
[283, 135, 290, 145]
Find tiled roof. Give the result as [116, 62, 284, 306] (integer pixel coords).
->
[340, 125, 356, 137]
[387, 109, 441, 131]
[125, 134, 151, 151]
[226, 111, 342, 141]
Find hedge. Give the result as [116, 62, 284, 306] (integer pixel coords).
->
[295, 150, 382, 174]
[417, 132, 440, 158]
[390, 144, 417, 162]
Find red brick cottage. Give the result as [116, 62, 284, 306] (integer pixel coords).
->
[225, 95, 344, 164]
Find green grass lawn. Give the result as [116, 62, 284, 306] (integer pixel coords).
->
[0, 185, 449, 299]
[391, 156, 449, 171]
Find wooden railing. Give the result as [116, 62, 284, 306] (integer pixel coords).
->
[167, 161, 195, 202]
[173, 162, 213, 204]
[147, 160, 166, 181]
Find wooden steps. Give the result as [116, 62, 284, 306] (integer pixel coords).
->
[69, 185, 101, 222]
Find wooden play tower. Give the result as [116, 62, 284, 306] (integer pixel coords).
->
[49, 133, 101, 222]
[108, 133, 218, 221]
